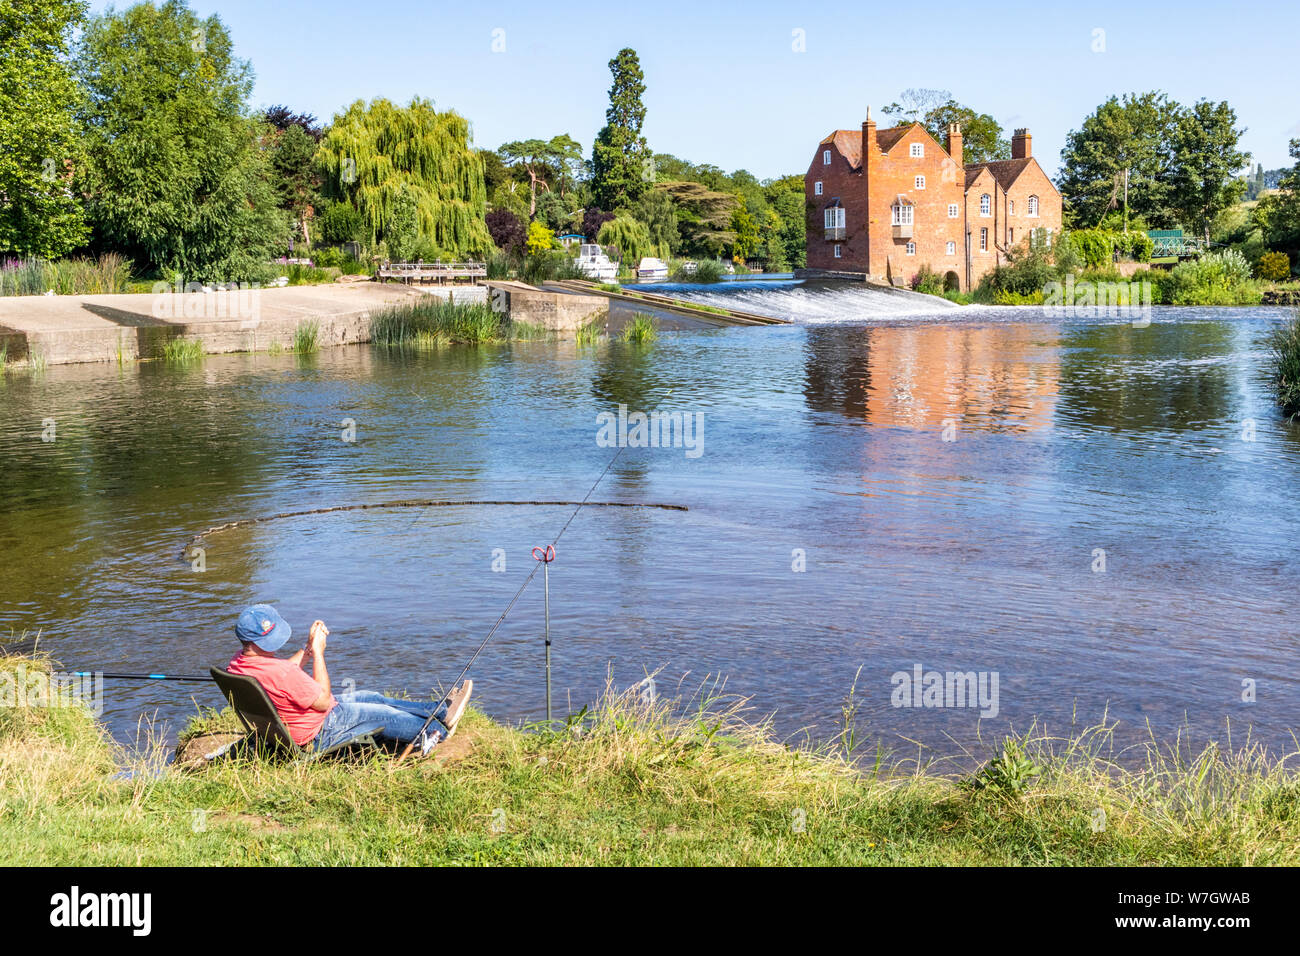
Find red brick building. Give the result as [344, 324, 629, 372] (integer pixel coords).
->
[803, 111, 1062, 291]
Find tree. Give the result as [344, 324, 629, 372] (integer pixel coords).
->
[269, 122, 319, 246]
[922, 100, 1008, 163]
[498, 135, 583, 218]
[582, 207, 615, 241]
[1260, 140, 1300, 254]
[591, 49, 650, 211]
[656, 181, 736, 257]
[486, 207, 525, 255]
[597, 215, 652, 265]
[1059, 92, 1181, 228]
[264, 105, 322, 140]
[632, 187, 679, 257]
[75, 0, 285, 280]
[881, 88, 951, 123]
[317, 97, 491, 259]
[1167, 99, 1249, 242]
[729, 204, 759, 261]
[525, 221, 555, 256]
[0, 0, 89, 258]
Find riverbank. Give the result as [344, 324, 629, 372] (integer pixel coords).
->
[0, 283, 436, 368]
[2, 654, 1295, 866]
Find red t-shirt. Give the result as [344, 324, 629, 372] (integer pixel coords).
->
[226, 652, 336, 745]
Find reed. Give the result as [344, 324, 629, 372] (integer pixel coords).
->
[1269, 312, 1300, 417]
[621, 313, 657, 344]
[161, 337, 204, 365]
[370, 299, 509, 347]
[292, 321, 321, 354]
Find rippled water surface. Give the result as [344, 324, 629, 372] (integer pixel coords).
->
[2, 286, 1297, 762]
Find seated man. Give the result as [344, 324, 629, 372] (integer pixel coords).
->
[226, 603, 470, 757]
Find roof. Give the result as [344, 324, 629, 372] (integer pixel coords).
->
[818, 123, 935, 170]
[962, 157, 1060, 194]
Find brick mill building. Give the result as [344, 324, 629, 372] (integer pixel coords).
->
[802, 110, 1062, 291]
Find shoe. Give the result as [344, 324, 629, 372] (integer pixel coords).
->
[441, 680, 473, 738]
[419, 728, 443, 757]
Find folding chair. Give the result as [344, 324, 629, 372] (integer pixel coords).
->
[209, 667, 384, 761]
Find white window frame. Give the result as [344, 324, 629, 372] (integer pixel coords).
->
[910, 143, 924, 158]
[833, 244, 842, 258]
[1028, 195, 1039, 217]
[1008, 200, 1015, 215]
[948, 203, 959, 218]
[946, 241, 956, 255]
[890, 203, 914, 226]
[823, 149, 832, 166]
[814, 181, 823, 196]
[979, 227, 988, 251]
[905, 242, 916, 256]
[823, 206, 845, 229]
[980, 194, 991, 217]
[914, 175, 926, 190]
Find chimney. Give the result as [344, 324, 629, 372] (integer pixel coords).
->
[1012, 128, 1031, 159]
[861, 106, 876, 168]
[947, 122, 963, 166]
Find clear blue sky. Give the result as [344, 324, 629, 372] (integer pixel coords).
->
[90, 0, 1299, 179]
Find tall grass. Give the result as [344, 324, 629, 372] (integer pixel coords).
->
[0, 255, 133, 296]
[575, 319, 606, 346]
[370, 299, 509, 347]
[621, 313, 657, 344]
[161, 337, 204, 365]
[1, 653, 1298, 866]
[672, 259, 726, 283]
[1269, 312, 1300, 417]
[292, 321, 320, 354]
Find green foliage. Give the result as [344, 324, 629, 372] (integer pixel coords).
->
[656, 181, 736, 258]
[977, 241, 1055, 298]
[370, 299, 508, 347]
[1257, 251, 1291, 281]
[525, 221, 555, 256]
[597, 215, 653, 265]
[672, 259, 725, 283]
[1268, 313, 1300, 416]
[292, 321, 320, 353]
[498, 135, 584, 219]
[0, 0, 90, 258]
[1169, 249, 1259, 305]
[318, 97, 491, 259]
[882, 89, 1009, 163]
[75, 1, 284, 282]
[1167, 99, 1249, 241]
[590, 49, 650, 211]
[963, 739, 1042, 798]
[621, 312, 657, 343]
[911, 264, 943, 295]
[161, 336, 203, 364]
[269, 122, 319, 246]
[309, 245, 369, 275]
[0, 253, 132, 295]
[316, 201, 365, 245]
[520, 248, 582, 284]
[729, 203, 760, 261]
[631, 187, 679, 258]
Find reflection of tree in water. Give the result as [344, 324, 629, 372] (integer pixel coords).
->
[1056, 322, 1235, 432]
[802, 325, 874, 420]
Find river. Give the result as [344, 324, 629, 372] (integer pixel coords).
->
[2, 282, 1297, 765]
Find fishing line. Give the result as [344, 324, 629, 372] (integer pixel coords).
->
[397, 444, 629, 761]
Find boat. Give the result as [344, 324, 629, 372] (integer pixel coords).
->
[636, 257, 669, 281]
[573, 243, 618, 281]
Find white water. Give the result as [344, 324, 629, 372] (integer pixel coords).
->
[636, 278, 965, 324]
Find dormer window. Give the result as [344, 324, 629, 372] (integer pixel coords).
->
[1028, 195, 1039, 217]
[914, 175, 926, 190]
[980, 193, 991, 217]
[823, 149, 831, 165]
[910, 143, 924, 158]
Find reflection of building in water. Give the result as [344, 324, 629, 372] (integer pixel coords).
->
[804, 323, 1060, 434]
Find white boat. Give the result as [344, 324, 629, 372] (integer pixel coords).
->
[573, 243, 618, 281]
[636, 257, 669, 281]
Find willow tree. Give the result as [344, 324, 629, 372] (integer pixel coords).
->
[318, 98, 491, 259]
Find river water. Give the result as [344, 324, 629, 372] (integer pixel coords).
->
[2, 282, 1297, 765]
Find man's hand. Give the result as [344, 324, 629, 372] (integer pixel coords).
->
[308, 620, 329, 654]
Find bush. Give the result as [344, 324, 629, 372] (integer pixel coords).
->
[317, 201, 365, 244]
[1257, 251, 1291, 282]
[976, 243, 1054, 299]
[1169, 249, 1260, 305]
[672, 259, 725, 283]
[911, 264, 943, 296]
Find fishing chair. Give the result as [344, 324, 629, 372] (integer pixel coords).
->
[209, 667, 385, 761]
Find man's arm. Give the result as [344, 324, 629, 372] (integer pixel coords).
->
[287, 648, 306, 667]
[307, 620, 332, 711]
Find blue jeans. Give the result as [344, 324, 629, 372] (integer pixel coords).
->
[314, 691, 450, 751]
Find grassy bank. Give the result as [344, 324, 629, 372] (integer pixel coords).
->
[1269, 312, 1300, 417]
[0, 654, 1296, 866]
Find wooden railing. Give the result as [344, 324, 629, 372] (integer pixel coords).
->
[376, 261, 487, 282]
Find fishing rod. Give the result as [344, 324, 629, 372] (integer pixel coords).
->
[396, 444, 627, 762]
[71, 671, 214, 683]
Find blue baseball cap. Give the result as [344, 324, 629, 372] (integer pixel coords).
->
[235, 604, 291, 652]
